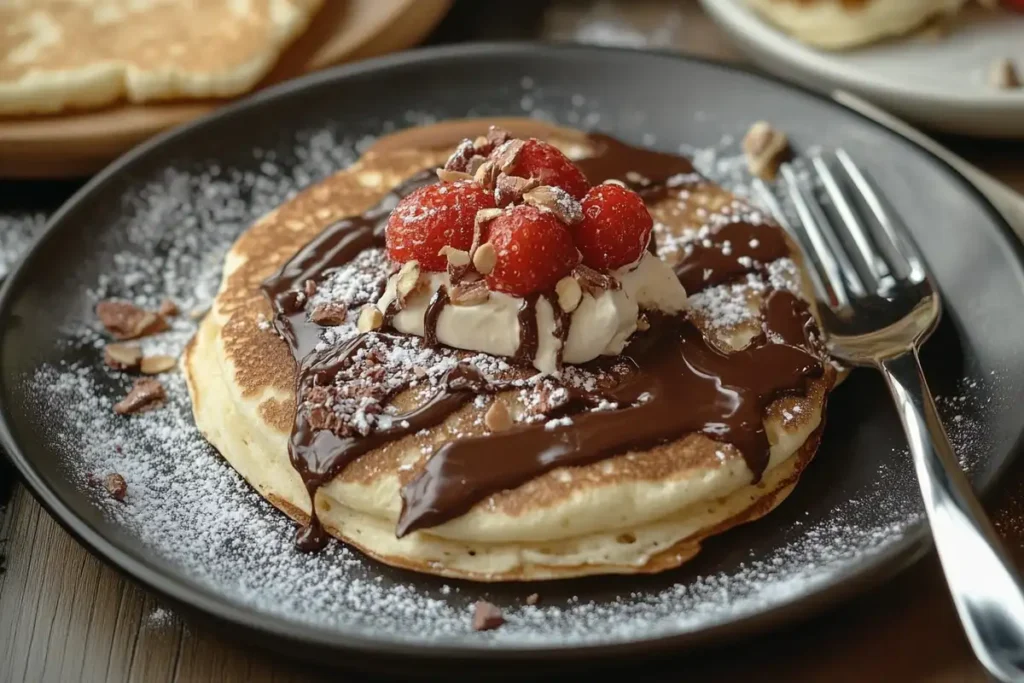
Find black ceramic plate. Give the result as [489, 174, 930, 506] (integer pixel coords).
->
[2, 43, 1023, 673]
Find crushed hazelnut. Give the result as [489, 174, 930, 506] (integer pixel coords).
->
[395, 260, 423, 306]
[471, 601, 505, 632]
[357, 306, 384, 333]
[104, 473, 127, 501]
[438, 246, 471, 268]
[113, 378, 166, 414]
[449, 280, 490, 306]
[555, 276, 583, 313]
[310, 302, 348, 326]
[494, 174, 539, 207]
[471, 243, 497, 275]
[522, 185, 583, 225]
[492, 139, 525, 173]
[140, 355, 176, 375]
[742, 121, 789, 180]
[96, 300, 169, 340]
[103, 343, 142, 371]
[436, 168, 473, 183]
[484, 401, 512, 432]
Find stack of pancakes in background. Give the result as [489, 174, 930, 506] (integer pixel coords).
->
[0, 0, 324, 115]
[745, 0, 994, 49]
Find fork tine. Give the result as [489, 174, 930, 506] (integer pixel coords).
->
[780, 163, 865, 307]
[835, 149, 927, 283]
[752, 178, 832, 305]
[811, 153, 894, 290]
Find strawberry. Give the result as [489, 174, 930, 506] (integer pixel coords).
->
[386, 180, 495, 271]
[1002, 0, 1024, 10]
[504, 139, 590, 200]
[574, 184, 654, 271]
[485, 206, 581, 296]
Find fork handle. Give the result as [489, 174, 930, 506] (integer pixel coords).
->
[880, 351, 1024, 682]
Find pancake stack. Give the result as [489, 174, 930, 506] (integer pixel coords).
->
[746, 0, 971, 49]
[0, 0, 322, 115]
[183, 119, 838, 581]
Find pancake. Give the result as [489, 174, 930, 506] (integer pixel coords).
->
[182, 119, 838, 581]
[0, 0, 322, 115]
[745, 0, 969, 49]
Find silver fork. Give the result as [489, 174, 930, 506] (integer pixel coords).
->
[755, 151, 1024, 683]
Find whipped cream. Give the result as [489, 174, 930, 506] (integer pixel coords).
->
[375, 252, 687, 375]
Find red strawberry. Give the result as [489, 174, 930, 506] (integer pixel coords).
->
[504, 139, 590, 200]
[386, 181, 495, 271]
[1003, 0, 1024, 10]
[575, 184, 653, 271]
[485, 206, 581, 296]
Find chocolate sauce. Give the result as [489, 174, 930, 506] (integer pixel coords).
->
[423, 286, 449, 347]
[397, 290, 822, 537]
[513, 293, 542, 364]
[262, 129, 828, 549]
[675, 221, 790, 294]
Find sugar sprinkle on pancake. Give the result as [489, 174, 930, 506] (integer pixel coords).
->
[183, 118, 837, 581]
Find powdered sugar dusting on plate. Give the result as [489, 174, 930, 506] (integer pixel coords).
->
[17, 107, 1007, 647]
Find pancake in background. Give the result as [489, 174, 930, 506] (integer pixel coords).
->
[183, 118, 837, 581]
[0, 0, 322, 115]
[745, 0, 969, 49]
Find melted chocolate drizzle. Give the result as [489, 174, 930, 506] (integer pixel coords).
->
[262, 132, 828, 550]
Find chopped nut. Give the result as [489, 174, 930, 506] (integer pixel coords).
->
[443, 139, 475, 172]
[395, 260, 423, 306]
[104, 473, 127, 501]
[449, 280, 490, 306]
[96, 300, 169, 340]
[438, 246, 471, 268]
[637, 315, 651, 332]
[103, 343, 142, 371]
[472, 208, 504, 254]
[140, 355, 176, 375]
[486, 125, 511, 148]
[114, 378, 166, 414]
[573, 264, 621, 296]
[158, 298, 179, 317]
[526, 593, 540, 606]
[310, 302, 348, 326]
[466, 155, 488, 176]
[742, 121, 789, 181]
[989, 58, 1021, 90]
[357, 306, 383, 333]
[413, 366, 428, 379]
[471, 600, 505, 631]
[473, 159, 499, 190]
[472, 243, 497, 275]
[436, 168, 473, 183]
[484, 401, 512, 432]
[492, 139, 525, 173]
[494, 174, 539, 207]
[602, 178, 627, 188]
[523, 186, 583, 225]
[555, 276, 583, 313]
[473, 135, 490, 151]
[303, 280, 317, 298]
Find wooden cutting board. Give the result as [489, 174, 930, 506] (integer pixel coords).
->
[0, 0, 453, 179]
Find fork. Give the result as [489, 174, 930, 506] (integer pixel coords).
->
[754, 151, 1024, 683]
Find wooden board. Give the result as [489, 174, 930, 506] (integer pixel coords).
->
[0, 0, 453, 179]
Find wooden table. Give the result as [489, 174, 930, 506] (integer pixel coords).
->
[3, 1, 1024, 680]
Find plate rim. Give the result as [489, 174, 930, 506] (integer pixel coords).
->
[2, 40, 1022, 664]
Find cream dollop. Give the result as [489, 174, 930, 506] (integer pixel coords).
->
[376, 252, 687, 375]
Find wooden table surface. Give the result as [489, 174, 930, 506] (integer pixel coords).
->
[3, 1, 1024, 681]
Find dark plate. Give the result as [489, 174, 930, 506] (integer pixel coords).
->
[2, 43, 1023, 674]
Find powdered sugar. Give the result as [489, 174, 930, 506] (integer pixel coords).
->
[13, 110, 1011, 650]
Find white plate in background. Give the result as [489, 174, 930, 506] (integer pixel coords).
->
[700, 0, 1024, 138]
